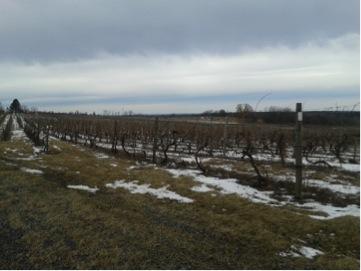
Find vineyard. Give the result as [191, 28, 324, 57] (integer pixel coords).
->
[24, 112, 360, 169]
[0, 111, 359, 269]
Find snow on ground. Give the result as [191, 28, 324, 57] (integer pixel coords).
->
[33, 146, 43, 154]
[337, 163, 360, 173]
[306, 179, 359, 195]
[280, 245, 324, 259]
[297, 202, 360, 220]
[10, 114, 28, 140]
[67, 185, 99, 193]
[166, 168, 277, 205]
[20, 167, 43, 175]
[94, 152, 109, 159]
[210, 164, 234, 171]
[110, 163, 118, 167]
[52, 145, 61, 151]
[49, 136, 59, 141]
[297, 246, 324, 259]
[302, 158, 359, 173]
[165, 168, 360, 219]
[127, 162, 158, 171]
[11, 129, 27, 140]
[14, 155, 38, 161]
[105, 180, 193, 203]
[274, 175, 359, 196]
[15, 146, 43, 161]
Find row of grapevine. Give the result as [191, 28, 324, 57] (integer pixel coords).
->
[23, 113, 359, 171]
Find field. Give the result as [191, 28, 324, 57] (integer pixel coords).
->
[0, 112, 359, 269]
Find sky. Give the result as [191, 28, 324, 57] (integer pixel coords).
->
[0, 0, 359, 114]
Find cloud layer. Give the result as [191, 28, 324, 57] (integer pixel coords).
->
[0, 0, 359, 113]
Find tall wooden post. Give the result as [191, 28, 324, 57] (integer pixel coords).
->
[223, 116, 229, 156]
[152, 117, 159, 163]
[112, 120, 117, 153]
[295, 103, 303, 199]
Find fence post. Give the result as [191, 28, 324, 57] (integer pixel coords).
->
[295, 103, 303, 199]
[152, 117, 159, 163]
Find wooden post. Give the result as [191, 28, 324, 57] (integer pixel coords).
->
[295, 103, 303, 199]
[111, 120, 117, 153]
[44, 125, 49, 153]
[223, 116, 229, 156]
[152, 117, 159, 163]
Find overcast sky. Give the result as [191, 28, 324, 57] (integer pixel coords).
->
[0, 0, 359, 113]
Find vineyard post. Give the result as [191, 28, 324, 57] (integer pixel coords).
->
[223, 116, 229, 156]
[44, 125, 49, 153]
[152, 117, 159, 163]
[295, 103, 303, 199]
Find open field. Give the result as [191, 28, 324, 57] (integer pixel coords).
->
[0, 113, 359, 269]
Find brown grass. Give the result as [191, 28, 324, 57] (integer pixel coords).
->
[0, 137, 359, 269]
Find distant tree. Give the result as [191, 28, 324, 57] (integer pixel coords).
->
[236, 104, 253, 120]
[0, 102, 4, 113]
[236, 103, 254, 113]
[202, 110, 214, 115]
[218, 109, 227, 116]
[9, 99, 22, 113]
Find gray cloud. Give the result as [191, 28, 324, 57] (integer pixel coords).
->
[0, 0, 359, 62]
[0, 33, 358, 105]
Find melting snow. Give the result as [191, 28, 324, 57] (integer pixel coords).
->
[297, 202, 360, 220]
[306, 179, 359, 195]
[52, 145, 61, 151]
[33, 146, 43, 155]
[165, 168, 360, 219]
[166, 169, 277, 204]
[67, 185, 99, 193]
[338, 163, 360, 172]
[20, 167, 43, 175]
[297, 246, 324, 259]
[275, 175, 359, 196]
[94, 152, 109, 159]
[11, 129, 27, 140]
[106, 180, 193, 203]
[280, 245, 324, 259]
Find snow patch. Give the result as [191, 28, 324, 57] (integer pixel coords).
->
[298, 246, 324, 259]
[191, 184, 214, 192]
[166, 169, 277, 204]
[280, 245, 324, 259]
[166, 168, 360, 219]
[94, 152, 109, 159]
[67, 185, 99, 193]
[106, 180, 193, 203]
[297, 202, 360, 220]
[20, 167, 43, 175]
[306, 179, 359, 195]
[338, 163, 360, 172]
[53, 145, 61, 151]
[33, 146, 43, 155]
[274, 175, 359, 196]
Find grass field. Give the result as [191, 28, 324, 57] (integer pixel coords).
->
[0, 129, 359, 269]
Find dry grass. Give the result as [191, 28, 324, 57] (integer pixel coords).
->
[0, 137, 359, 269]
